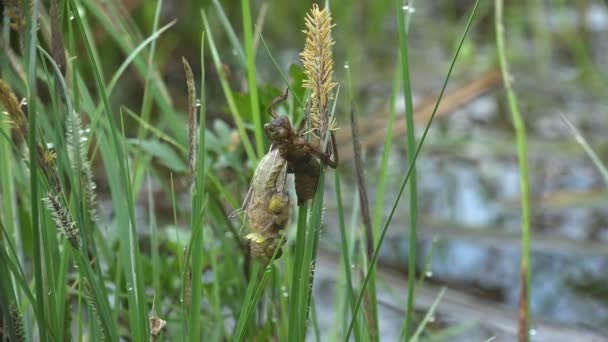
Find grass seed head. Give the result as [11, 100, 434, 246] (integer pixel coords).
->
[300, 4, 338, 139]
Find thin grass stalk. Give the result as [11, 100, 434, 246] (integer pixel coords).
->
[70, 0, 148, 338]
[80, 0, 173, 104]
[495, 1, 532, 341]
[372, 59, 401, 236]
[24, 1, 48, 340]
[560, 114, 608, 185]
[351, 106, 378, 340]
[0, 220, 39, 307]
[49, 0, 66, 76]
[233, 263, 264, 339]
[183, 55, 203, 340]
[136, 0, 163, 141]
[189, 31, 208, 339]
[106, 21, 176, 96]
[212, 0, 247, 66]
[208, 242, 223, 338]
[32, 49, 118, 339]
[290, 6, 339, 338]
[287, 204, 309, 341]
[0, 104, 19, 316]
[344, 1, 481, 339]
[39, 48, 119, 341]
[242, 0, 264, 158]
[0, 230, 25, 342]
[410, 288, 447, 342]
[334, 171, 361, 341]
[301, 170, 326, 325]
[0, 4, 18, 278]
[78, 0, 179, 149]
[201, 10, 258, 164]
[341, 64, 364, 340]
[259, 34, 305, 108]
[396, 1, 418, 338]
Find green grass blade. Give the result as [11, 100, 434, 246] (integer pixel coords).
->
[137, 0, 165, 140]
[186, 32, 208, 341]
[288, 204, 309, 341]
[334, 171, 361, 341]
[212, 0, 247, 66]
[106, 20, 177, 94]
[396, 1, 419, 337]
[372, 58, 401, 237]
[201, 9, 258, 164]
[242, 0, 264, 157]
[233, 264, 262, 340]
[259, 34, 305, 108]
[560, 114, 608, 185]
[344, 1, 481, 339]
[25, 1, 48, 340]
[410, 287, 447, 342]
[495, 1, 532, 340]
[69, 0, 148, 338]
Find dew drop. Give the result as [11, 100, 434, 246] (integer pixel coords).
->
[195, 99, 201, 108]
[402, 5, 416, 13]
[425, 271, 433, 278]
[344, 63, 349, 69]
[530, 328, 537, 336]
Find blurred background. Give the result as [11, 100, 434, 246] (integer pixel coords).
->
[5, 0, 607, 340]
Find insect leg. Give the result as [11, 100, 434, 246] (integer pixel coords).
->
[307, 131, 339, 168]
[297, 100, 313, 133]
[267, 88, 289, 119]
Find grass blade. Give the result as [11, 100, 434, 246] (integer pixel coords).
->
[410, 287, 447, 342]
[345, 1, 482, 339]
[396, 1, 419, 337]
[70, 0, 148, 338]
[201, 9, 258, 165]
[242, 0, 264, 157]
[495, 1, 532, 341]
[334, 171, 361, 340]
[25, 1, 48, 340]
[560, 114, 608, 185]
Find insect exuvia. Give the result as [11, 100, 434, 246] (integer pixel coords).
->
[264, 88, 338, 205]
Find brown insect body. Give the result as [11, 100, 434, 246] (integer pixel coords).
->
[264, 116, 321, 205]
[264, 90, 337, 205]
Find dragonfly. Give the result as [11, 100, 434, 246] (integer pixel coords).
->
[233, 148, 291, 264]
[264, 88, 338, 205]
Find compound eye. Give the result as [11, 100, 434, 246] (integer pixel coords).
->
[264, 123, 278, 138]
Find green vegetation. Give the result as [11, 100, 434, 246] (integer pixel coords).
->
[0, 1, 606, 341]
